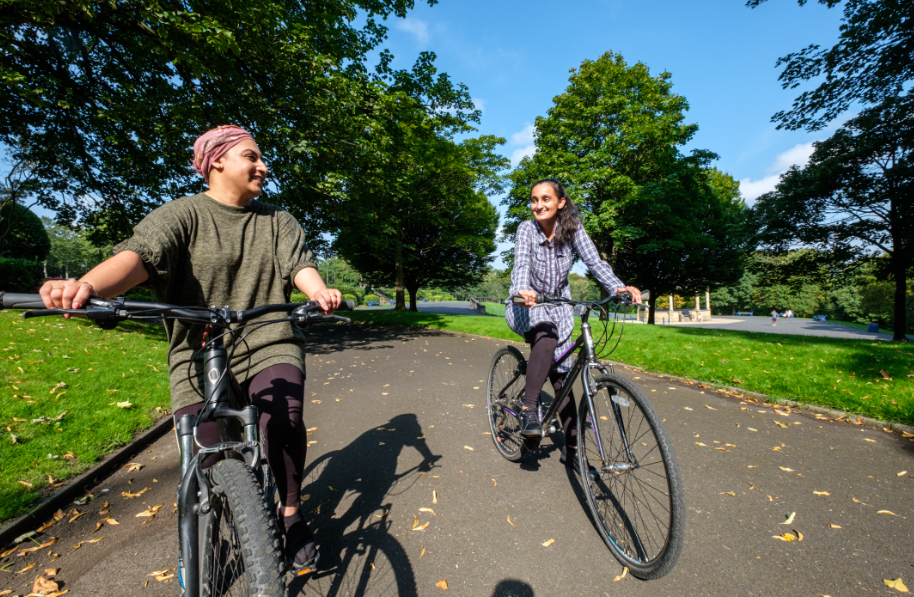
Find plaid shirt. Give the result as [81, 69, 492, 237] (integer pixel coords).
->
[505, 220, 624, 372]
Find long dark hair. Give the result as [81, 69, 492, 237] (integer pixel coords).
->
[532, 178, 581, 248]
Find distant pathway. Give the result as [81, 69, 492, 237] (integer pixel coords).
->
[357, 301, 481, 317]
[667, 315, 898, 341]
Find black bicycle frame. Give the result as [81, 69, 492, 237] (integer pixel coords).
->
[175, 314, 262, 597]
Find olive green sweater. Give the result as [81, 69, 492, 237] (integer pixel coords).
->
[114, 193, 317, 411]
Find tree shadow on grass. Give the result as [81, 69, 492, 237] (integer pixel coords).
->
[290, 413, 440, 597]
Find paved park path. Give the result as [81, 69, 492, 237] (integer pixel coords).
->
[4, 323, 912, 596]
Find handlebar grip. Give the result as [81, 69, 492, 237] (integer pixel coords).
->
[512, 294, 545, 305]
[1, 292, 45, 309]
[339, 300, 355, 312]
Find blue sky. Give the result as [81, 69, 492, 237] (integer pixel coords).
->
[374, 0, 847, 269]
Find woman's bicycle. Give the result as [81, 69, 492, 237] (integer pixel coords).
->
[486, 292, 684, 579]
[1, 292, 353, 597]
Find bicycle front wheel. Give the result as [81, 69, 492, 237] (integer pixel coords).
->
[485, 346, 528, 462]
[200, 458, 286, 597]
[578, 374, 685, 580]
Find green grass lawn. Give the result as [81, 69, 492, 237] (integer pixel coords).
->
[348, 310, 914, 427]
[0, 311, 169, 523]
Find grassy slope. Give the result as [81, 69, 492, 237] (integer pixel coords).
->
[348, 310, 914, 426]
[0, 311, 169, 522]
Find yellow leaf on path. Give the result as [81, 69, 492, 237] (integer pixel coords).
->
[865, 438, 876, 443]
[772, 533, 795, 542]
[720, 492, 736, 497]
[124, 462, 143, 472]
[45, 568, 59, 577]
[695, 442, 708, 447]
[147, 568, 176, 577]
[748, 427, 758, 432]
[884, 578, 909, 592]
[828, 524, 842, 529]
[53, 509, 64, 521]
[91, 522, 103, 533]
[16, 562, 37, 574]
[853, 497, 868, 505]
[0, 591, 12, 597]
[68, 510, 85, 523]
[541, 539, 555, 547]
[775, 422, 788, 428]
[779, 467, 795, 472]
[106, 518, 119, 525]
[780, 512, 796, 525]
[412, 521, 430, 531]
[436, 579, 449, 590]
[121, 488, 149, 499]
[704, 405, 716, 410]
[419, 508, 436, 516]
[795, 530, 803, 542]
[0, 546, 17, 558]
[433, 490, 438, 505]
[899, 471, 908, 476]
[464, 446, 474, 451]
[507, 515, 516, 527]
[411, 516, 419, 530]
[36, 521, 54, 533]
[374, 510, 388, 518]
[136, 504, 164, 517]
[31, 575, 59, 595]
[86, 536, 104, 544]
[877, 510, 903, 517]
[381, 393, 389, 396]
[683, 407, 693, 411]
[420, 544, 426, 558]
[613, 567, 629, 582]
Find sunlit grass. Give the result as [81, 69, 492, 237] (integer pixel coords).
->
[348, 310, 914, 426]
[0, 311, 169, 522]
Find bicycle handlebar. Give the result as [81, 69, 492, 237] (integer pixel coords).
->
[0, 292, 355, 327]
[510, 291, 644, 307]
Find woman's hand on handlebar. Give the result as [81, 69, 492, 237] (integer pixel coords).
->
[311, 288, 342, 314]
[39, 279, 99, 317]
[617, 286, 642, 304]
[517, 290, 538, 307]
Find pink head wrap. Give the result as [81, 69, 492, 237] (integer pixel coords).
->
[192, 125, 256, 182]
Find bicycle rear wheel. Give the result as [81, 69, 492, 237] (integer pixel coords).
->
[485, 346, 528, 462]
[577, 374, 684, 579]
[200, 458, 285, 597]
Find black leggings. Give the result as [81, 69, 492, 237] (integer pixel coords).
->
[174, 363, 307, 508]
[523, 322, 578, 448]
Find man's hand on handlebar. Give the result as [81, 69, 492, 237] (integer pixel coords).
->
[39, 279, 99, 318]
[617, 286, 642, 304]
[517, 290, 538, 307]
[310, 288, 342, 315]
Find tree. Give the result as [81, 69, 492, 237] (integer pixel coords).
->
[747, 0, 914, 131]
[0, 203, 49, 261]
[41, 217, 112, 277]
[1, 0, 442, 244]
[754, 96, 914, 339]
[502, 52, 752, 323]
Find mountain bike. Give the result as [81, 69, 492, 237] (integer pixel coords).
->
[1, 292, 353, 597]
[485, 292, 684, 579]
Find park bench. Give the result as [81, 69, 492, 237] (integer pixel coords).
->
[812, 314, 827, 322]
[736, 311, 753, 316]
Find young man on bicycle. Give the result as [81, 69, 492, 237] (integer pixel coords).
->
[506, 179, 640, 470]
[38, 125, 338, 570]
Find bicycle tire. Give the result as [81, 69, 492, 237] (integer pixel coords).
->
[577, 373, 685, 579]
[485, 346, 528, 462]
[199, 458, 286, 597]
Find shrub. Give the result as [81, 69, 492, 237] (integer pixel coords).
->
[0, 257, 43, 292]
[290, 291, 309, 303]
[0, 203, 50, 261]
[342, 293, 358, 305]
[364, 293, 379, 303]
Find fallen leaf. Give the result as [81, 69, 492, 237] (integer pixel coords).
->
[68, 510, 85, 523]
[374, 510, 388, 518]
[775, 422, 788, 428]
[541, 539, 555, 547]
[772, 533, 795, 542]
[436, 579, 448, 590]
[420, 544, 426, 558]
[19, 480, 32, 488]
[613, 567, 629, 582]
[813, 491, 831, 496]
[31, 575, 59, 594]
[0, 546, 17, 557]
[780, 512, 796, 525]
[53, 510, 64, 521]
[507, 515, 516, 527]
[464, 446, 474, 451]
[136, 504, 164, 517]
[91, 522, 103, 533]
[116, 401, 132, 409]
[86, 536, 104, 544]
[896, 470, 907, 477]
[16, 562, 37, 574]
[683, 407, 693, 411]
[827, 524, 842, 529]
[124, 462, 143, 472]
[884, 578, 909, 592]
[853, 497, 868, 505]
[865, 438, 876, 443]
[719, 492, 736, 497]
[779, 467, 795, 472]
[411, 516, 419, 530]
[44, 568, 59, 578]
[704, 405, 716, 410]
[433, 490, 438, 505]
[412, 521, 430, 531]
[695, 442, 708, 447]
[121, 488, 149, 499]
[419, 508, 436, 516]
[36, 521, 54, 532]
[795, 530, 804, 542]
[106, 518, 119, 525]
[879, 370, 892, 381]
[877, 510, 903, 517]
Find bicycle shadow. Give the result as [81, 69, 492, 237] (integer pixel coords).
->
[490, 579, 534, 596]
[289, 413, 439, 597]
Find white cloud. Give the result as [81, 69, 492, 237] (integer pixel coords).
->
[394, 18, 429, 46]
[511, 123, 535, 146]
[511, 145, 535, 165]
[472, 97, 486, 113]
[739, 142, 817, 202]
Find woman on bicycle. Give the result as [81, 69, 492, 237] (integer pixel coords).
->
[506, 178, 641, 471]
[38, 125, 336, 570]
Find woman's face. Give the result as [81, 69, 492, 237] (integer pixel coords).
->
[211, 139, 268, 200]
[530, 182, 566, 225]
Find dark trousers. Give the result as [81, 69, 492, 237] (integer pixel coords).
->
[523, 322, 578, 448]
[174, 363, 307, 508]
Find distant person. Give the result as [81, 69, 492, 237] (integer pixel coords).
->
[771, 310, 778, 326]
[505, 178, 640, 472]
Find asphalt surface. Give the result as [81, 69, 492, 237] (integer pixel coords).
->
[3, 323, 912, 596]
[358, 301, 482, 317]
[662, 315, 900, 342]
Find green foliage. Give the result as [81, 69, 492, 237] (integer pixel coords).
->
[364, 293, 380, 303]
[1, 0, 447, 245]
[754, 96, 914, 339]
[0, 256, 43, 292]
[569, 273, 600, 302]
[747, 0, 913, 131]
[41, 217, 111, 278]
[503, 52, 752, 323]
[0, 203, 49, 261]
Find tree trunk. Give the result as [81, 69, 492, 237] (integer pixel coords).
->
[406, 284, 420, 312]
[647, 295, 656, 324]
[394, 244, 407, 311]
[892, 252, 908, 342]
